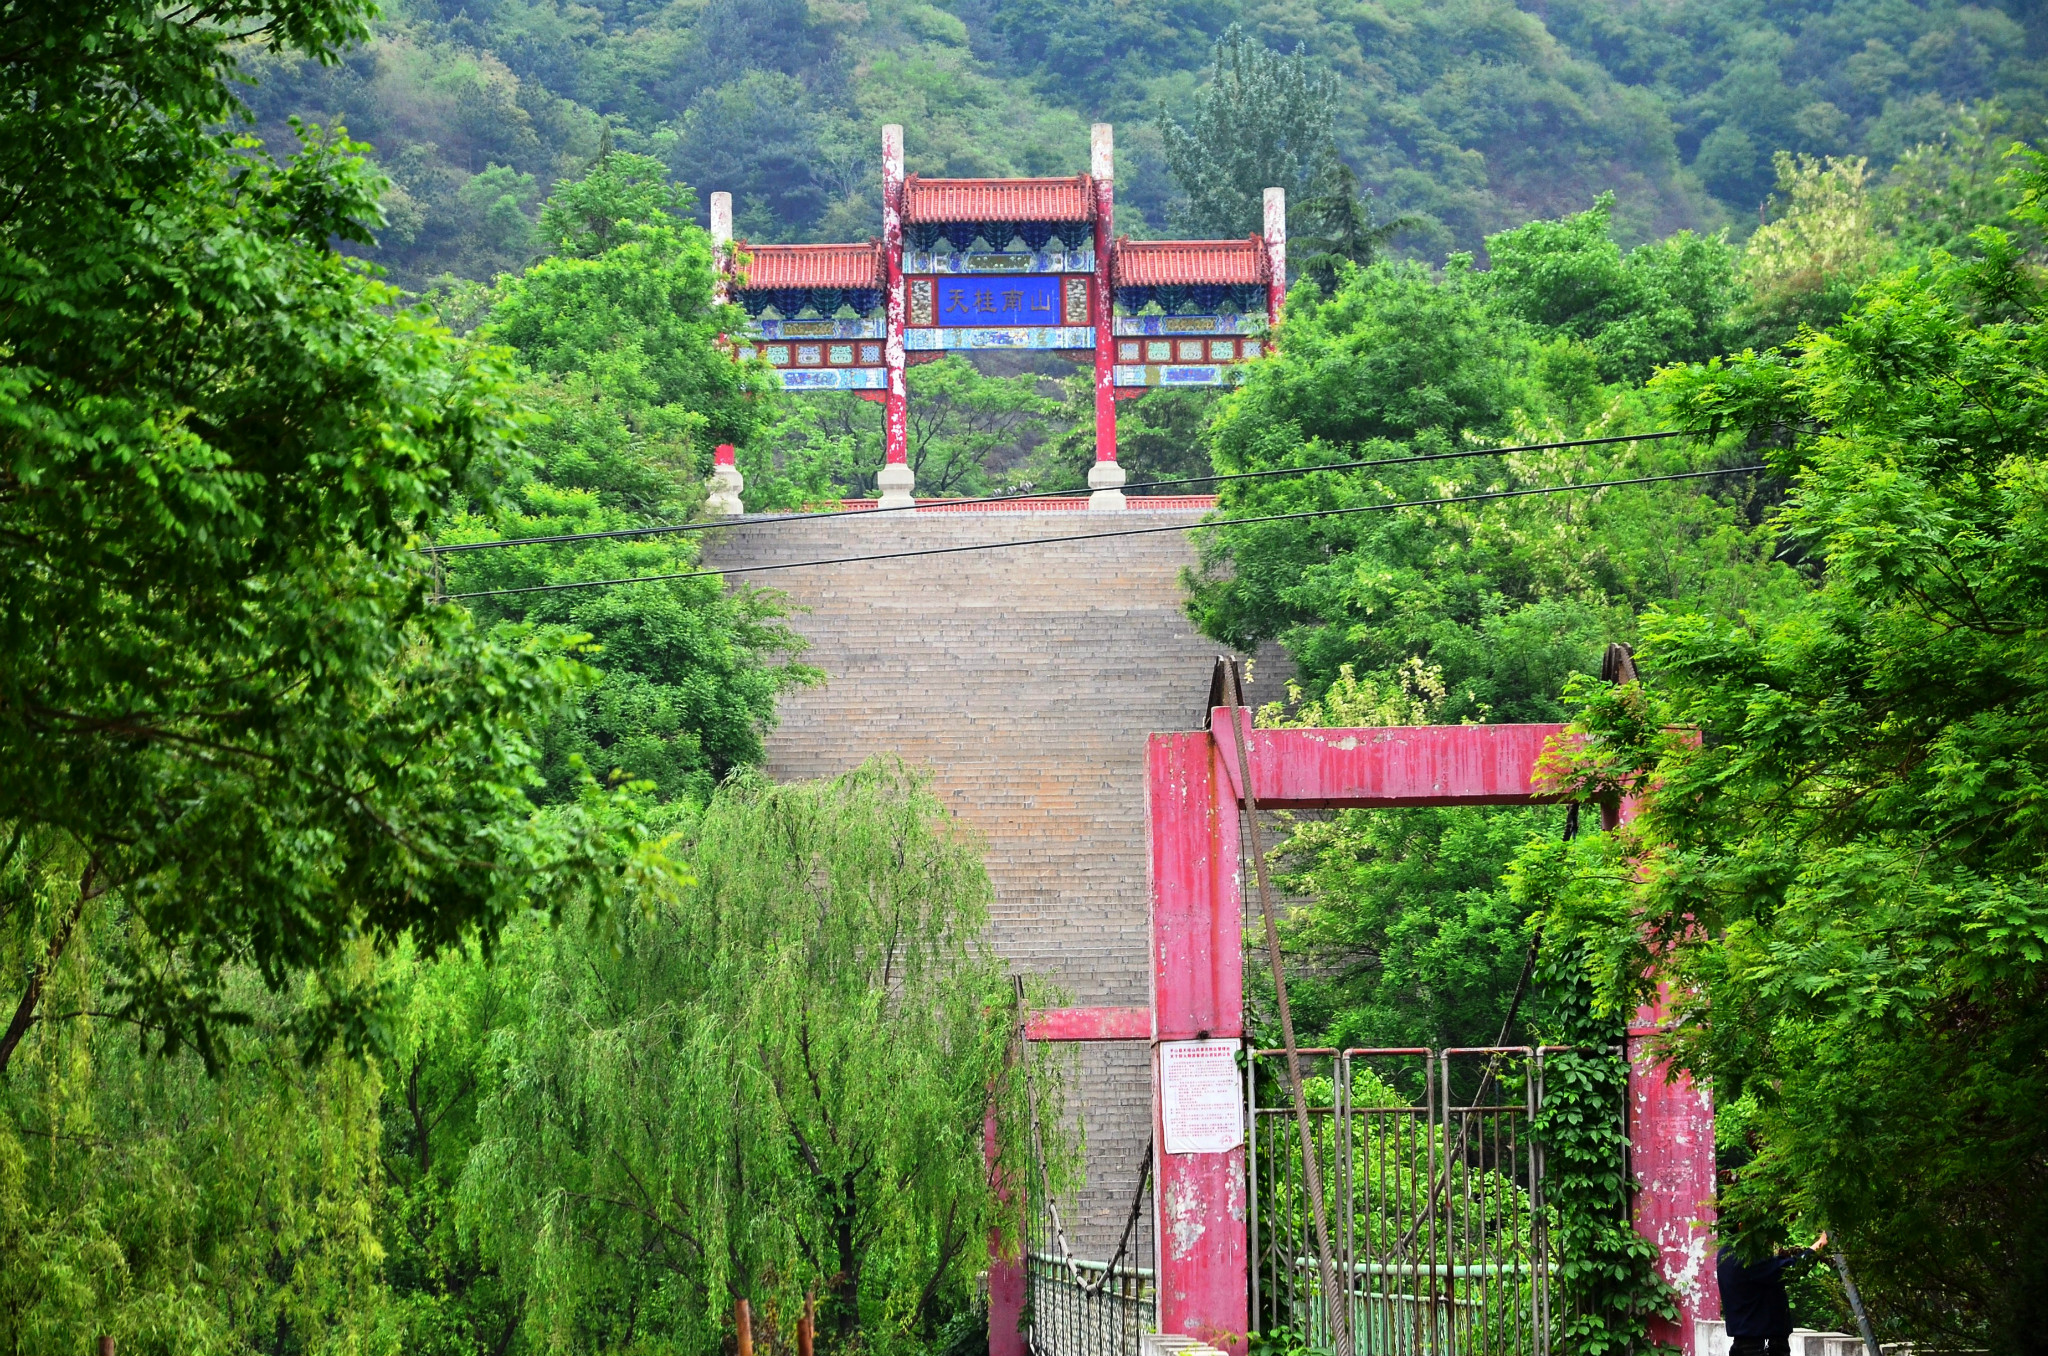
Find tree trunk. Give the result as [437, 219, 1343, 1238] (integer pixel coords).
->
[407, 1054, 431, 1177]
[826, 1176, 863, 1343]
[0, 862, 95, 1075]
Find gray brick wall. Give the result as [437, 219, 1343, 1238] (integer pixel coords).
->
[702, 507, 1287, 1256]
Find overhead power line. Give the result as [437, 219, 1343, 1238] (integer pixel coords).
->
[420, 428, 1703, 556]
[447, 462, 1767, 601]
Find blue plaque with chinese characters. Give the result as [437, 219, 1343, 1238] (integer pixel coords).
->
[935, 276, 1060, 327]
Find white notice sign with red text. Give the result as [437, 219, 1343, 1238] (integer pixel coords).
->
[1159, 1040, 1244, 1154]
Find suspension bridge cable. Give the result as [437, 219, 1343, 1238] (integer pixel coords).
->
[1014, 976, 1156, 1296]
[1225, 656, 1354, 1356]
[445, 462, 1768, 601]
[419, 428, 1703, 556]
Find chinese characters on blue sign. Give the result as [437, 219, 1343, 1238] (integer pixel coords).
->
[935, 275, 1060, 327]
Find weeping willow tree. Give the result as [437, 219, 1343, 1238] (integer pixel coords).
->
[461, 759, 1036, 1355]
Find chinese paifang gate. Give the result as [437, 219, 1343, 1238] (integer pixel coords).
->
[703, 124, 1287, 511]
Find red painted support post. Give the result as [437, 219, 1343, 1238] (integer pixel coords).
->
[1629, 987, 1718, 1354]
[1607, 732, 1717, 1355]
[987, 1099, 1026, 1356]
[879, 123, 912, 507]
[1148, 732, 1248, 1353]
[1089, 123, 1125, 508]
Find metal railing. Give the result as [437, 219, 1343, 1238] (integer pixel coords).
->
[1022, 1119, 1156, 1356]
[1249, 1048, 1555, 1356]
[1026, 1251, 1157, 1356]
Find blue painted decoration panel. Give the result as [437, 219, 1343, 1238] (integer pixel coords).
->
[904, 327, 1093, 351]
[935, 276, 1062, 327]
[1112, 363, 1249, 388]
[1111, 314, 1265, 336]
[780, 368, 888, 391]
[904, 249, 1096, 275]
[752, 317, 886, 339]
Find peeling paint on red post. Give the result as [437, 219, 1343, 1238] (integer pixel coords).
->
[1147, 732, 1248, 1353]
[1631, 989, 1719, 1353]
[1612, 786, 1718, 1356]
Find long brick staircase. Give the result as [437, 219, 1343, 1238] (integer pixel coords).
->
[701, 505, 1282, 1253]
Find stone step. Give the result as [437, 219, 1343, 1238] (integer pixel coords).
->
[701, 509, 1287, 1256]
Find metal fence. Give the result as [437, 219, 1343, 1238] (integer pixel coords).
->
[1024, 1149, 1156, 1356]
[1026, 1251, 1156, 1356]
[1249, 1048, 1556, 1356]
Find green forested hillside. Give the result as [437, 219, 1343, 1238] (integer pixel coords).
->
[245, 0, 2048, 287]
[15, 0, 2048, 1348]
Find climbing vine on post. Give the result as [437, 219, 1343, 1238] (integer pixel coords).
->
[1527, 934, 1677, 1356]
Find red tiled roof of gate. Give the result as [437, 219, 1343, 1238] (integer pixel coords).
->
[903, 175, 1097, 222]
[1113, 237, 1270, 286]
[732, 241, 883, 289]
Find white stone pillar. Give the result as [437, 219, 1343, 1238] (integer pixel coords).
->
[1263, 187, 1287, 332]
[707, 442, 745, 515]
[710, 191, 733, 305]
[1088, 123, 1126, 510]
[878, 123, 915, 509]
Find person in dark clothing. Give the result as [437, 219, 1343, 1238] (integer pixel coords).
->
[1717, 1230, 1830, 1356]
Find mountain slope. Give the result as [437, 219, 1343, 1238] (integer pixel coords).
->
[242, 0, 2048, 287]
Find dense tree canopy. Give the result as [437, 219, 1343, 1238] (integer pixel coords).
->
[0, 0, 654, 1066]
[1187, 252, 1793, 715]
[1480, 194, 1742, 383]
[1159, 26, 1342, 239]
[461, 762, 1021, 1354]
[439, 154, 813, 802]
[0, 11, 878, 1351]
[1519, 153, 2048, 1349]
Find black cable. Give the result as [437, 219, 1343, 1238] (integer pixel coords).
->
[419, 428, 1702, 555]
[448, 462, 1766, 601]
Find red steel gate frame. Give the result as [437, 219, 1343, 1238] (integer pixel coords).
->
[998, 712, 1717, 1356]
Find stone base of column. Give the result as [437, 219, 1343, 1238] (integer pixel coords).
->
[876, 460, 915, 509]
[1088, 458, 1128, 510]
[706, 463, 745, 515]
